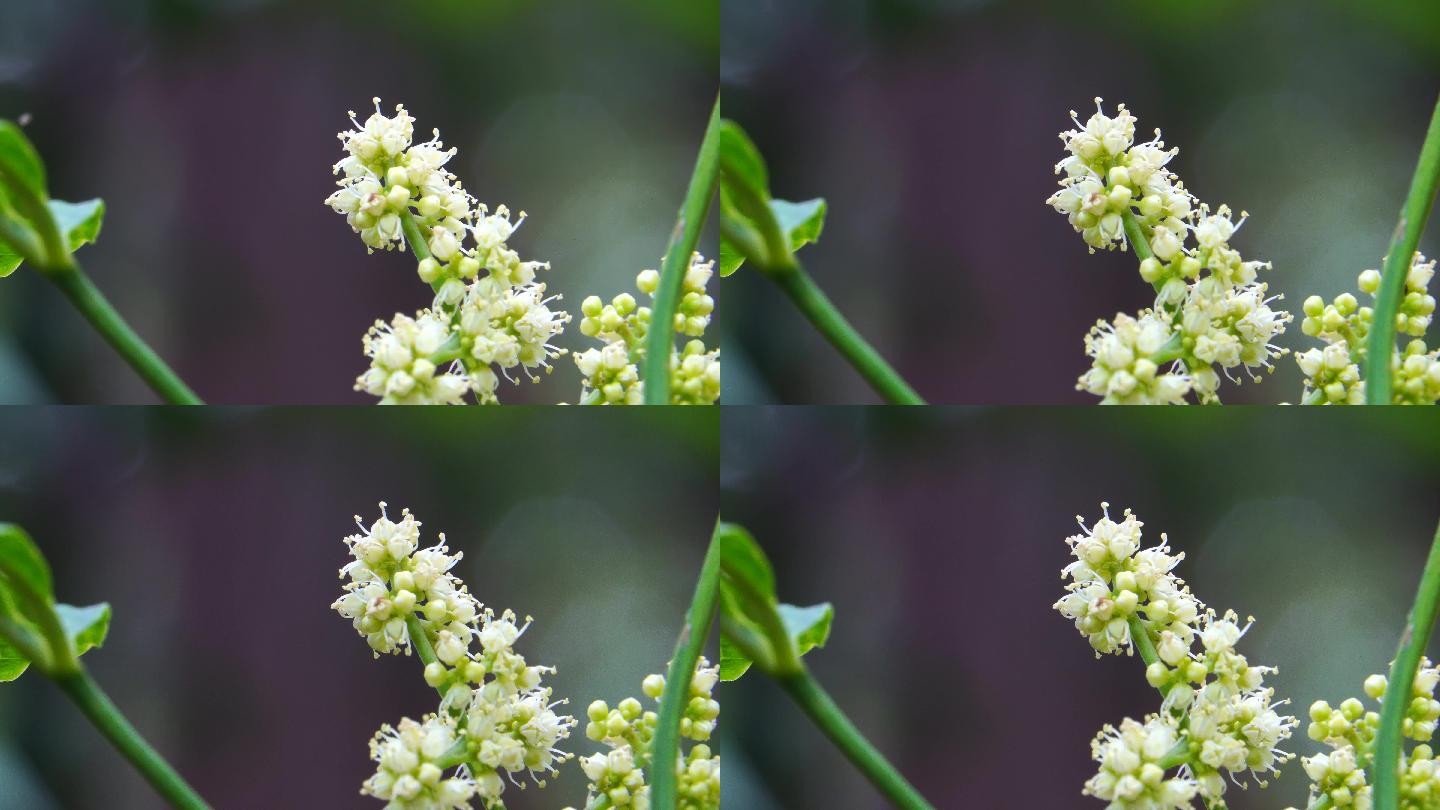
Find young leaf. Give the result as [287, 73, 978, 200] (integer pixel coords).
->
[56, 602, 111, 657]
[49, 199, 104, 254]
[716, 521, 774, 599]
[0, 523, 53, 603]
[719, 637, 753, 681]
[770, 198, 827, 253]
[0, 121, 47, 200]
[719, 241, 745, 278]
[0, 636, 28, 682]
[778, 601, 834, 657]
[719, 121, 768, 196]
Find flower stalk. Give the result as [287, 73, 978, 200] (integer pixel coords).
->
[643, 96, 720, 404]
[1366, 93, 1440, 404]
[650, 521, 721, 808]
[1372, 518, 1440, 809]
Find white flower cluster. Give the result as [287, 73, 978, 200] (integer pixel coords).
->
[564, 660, 721, 810]
[1057, 504, 1295, 808]
[334, 504, 575, 808]
[573, 253, 720, 405]
[1291, 663, 1440, 809]
[1296, 252, 1440, 404]
[327, 100, 570, 404]
[1049, 100, 1292, 404]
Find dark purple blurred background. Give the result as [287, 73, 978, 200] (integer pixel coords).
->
[0, 407, 717, 808]
[722, 407, 1440, 808]
[0, 0, 717, 403]
[721, 0, 1440, 403]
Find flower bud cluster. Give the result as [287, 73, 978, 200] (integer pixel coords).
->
[1292, 662, 1440, 809]
[1049, 100, 1291, 403]
[565, 660, 721, 810]
[1296, 252, 1440, 404]
[335, 504, 575, 809]
[1057, 504, 1295, 807]
[572, 253, 720, 405]
[328, 100, 570, 404]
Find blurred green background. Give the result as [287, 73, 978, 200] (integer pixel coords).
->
[0, 0, 717, 403]
[0, 407, 717, 808]
[723, 406, 1440, 808]
[722, 0, 1440, 403]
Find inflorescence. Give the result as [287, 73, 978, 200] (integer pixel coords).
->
[326, 99, 720, 406]
[562, 662, 721, 810]
[334, 504, 575, 807]
[1296, 252, 1440, 404]
[327, 100, 569, 404]
[1294, 663, 1440, 809]
[1055, 503, 1296, 808]
[1047, 99, 1292, 404]
[574, 253, 720, 405]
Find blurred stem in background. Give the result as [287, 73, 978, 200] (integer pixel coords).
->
[53, 670, 212, 810]
[650, 521, 720, 807]
[1372, 518, 1440, 810]
[717, 118, 925, 405]
[46, 262, 202, 405]
[768, 262, 925, 404]
[1366, 93, 1440, 404]
[643, 96, 720, 405]
[718, 522, 935, 810]
[0, 122, 201, 404]
[0, 524, 209, 808]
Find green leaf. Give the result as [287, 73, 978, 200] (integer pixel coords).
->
[719, 241, 745, 277]
[56, 602, 110, 657]
[0, 244, 19, 277]
[778, 601, 833, 657]
[717, 522, 774, 599]
[48, 199, 104, 254]
[718, 120, 768, 196]
[719, 637, 753, 681]
[0, 636, 29, 682]
[771, 198, 827, 253]
[0, 121, 47, 200]
[0, 524, 52, 603]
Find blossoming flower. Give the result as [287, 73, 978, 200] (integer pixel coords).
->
[1048, 100, 1292, 404]
[327, 100, 572, 404]
[573, 252, 720, 405]
[1296, 252, 1440, 404]
[1057, 504, 1296, 807]
[564, 660, 721, 810]
[1291, 662, 1440, 809]
[334, 504, 576, 808]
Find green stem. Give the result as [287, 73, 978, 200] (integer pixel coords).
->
[1366, 93, 1440, 404]
[1373, 518, 1440, 809]
[650, 523, 721, 809]
[770, 263, 925, 405]
[45, 263, 201, 404]
[1121, 209, 1166, 295]
[1127, 615, 1172, 697]
[643, 95, 720, 405]
[776, 668, 935, 810]
[52, 669, 211, 810]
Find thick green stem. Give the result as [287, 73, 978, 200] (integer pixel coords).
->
[770, 263, 925, 404]
[1373, 518, 1440, 809]
[53, 669, 211, 810]
[45, 263, 201, 404]
[1366, 93, 1440, 404]
[650, 524, 721, 809]
[776, 668, 934, 810]
[643, 96, 720, 405]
